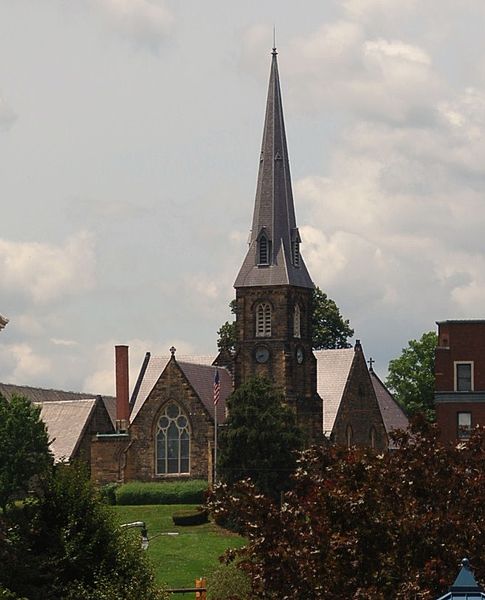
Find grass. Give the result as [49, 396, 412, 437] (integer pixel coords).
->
[111, 504, 246, 588]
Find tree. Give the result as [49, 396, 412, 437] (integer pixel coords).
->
[209, 420, 485, 599]
[311, 286, 354, 349]
[218, 377, 304, 498]
[0, 393, 52, 512]
[216, 289, 353, 353]
[0, 463, 168, 600]
[386, 331, 437, 420]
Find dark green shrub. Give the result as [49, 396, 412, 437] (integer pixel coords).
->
[115, 480, 208, 505]
[98, 483, 119, 505]
[172, 508, 208, 526]
[207, 563, 252, 599]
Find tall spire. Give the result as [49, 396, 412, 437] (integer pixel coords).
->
[234, 49, 313, 289]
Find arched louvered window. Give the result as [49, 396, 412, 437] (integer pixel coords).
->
[294, 304, 301, 338]
[258, 235, 270, 265]
[346, 424, 353, 449]
[256, 303, 272, 337]
[292, 241, 300, 267]
[156, 402, 190, 475]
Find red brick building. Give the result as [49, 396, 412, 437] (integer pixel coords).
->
[435, 320, 485, 442]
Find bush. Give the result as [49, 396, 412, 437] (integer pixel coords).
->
[115, 480, 208, 505]
[171, 508, 208, 526]
[98, 483, 119, 505]
[207, 563, 252, 600]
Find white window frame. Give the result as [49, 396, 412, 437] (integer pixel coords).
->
[155, 402, 191, 476]
[457, 411, 472, 440]
[454, 361, 474, 392]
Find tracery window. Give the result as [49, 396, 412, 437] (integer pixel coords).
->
[156, 402, 190, 475]
[293, 304, 301, 338]
[256, 303, 272, 337]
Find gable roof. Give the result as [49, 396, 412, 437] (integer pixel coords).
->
[130, 355, 232, 423]
[314, 348, 355, 435]
[0, 382, 117, 429]
[35, 398, 97, 462]
[369, 370, 409, 443]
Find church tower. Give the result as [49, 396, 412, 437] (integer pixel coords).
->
[234, 48, 322, 440]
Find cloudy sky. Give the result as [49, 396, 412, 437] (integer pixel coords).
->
[1, 0, 485, 395]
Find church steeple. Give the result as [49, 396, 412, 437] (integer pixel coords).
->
[234, 49, 313, 289]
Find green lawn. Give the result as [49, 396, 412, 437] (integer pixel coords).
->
[111, 505, 246, 588]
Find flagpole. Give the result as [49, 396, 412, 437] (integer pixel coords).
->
[214, 398, 218, 485]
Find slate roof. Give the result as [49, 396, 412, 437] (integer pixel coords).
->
[35, 399, 97, 462]
[370, 370, 409, 442]
[0, 382, 117, 429]
[234, 49, 313, 289]
[130, 355, 232, 424]
[314, 348, 355, 435]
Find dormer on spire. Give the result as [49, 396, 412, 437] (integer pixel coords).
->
[234, 49, 313, 289]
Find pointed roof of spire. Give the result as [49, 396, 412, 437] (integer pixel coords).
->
[436, 559, 485, 600]
[234, 49, 313, 289]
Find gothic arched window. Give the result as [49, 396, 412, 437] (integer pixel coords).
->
[293, 304, 301, 338]
[156, 402, 190, 475]
[256, 303, 272, 337]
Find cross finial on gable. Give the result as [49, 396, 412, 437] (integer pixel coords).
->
[368, 357, 375, 372]
[169, 346, 176, 358]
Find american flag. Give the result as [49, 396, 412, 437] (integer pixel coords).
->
[213, 369, 220, 406]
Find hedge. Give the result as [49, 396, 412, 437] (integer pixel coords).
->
[115, 480, 208, 505]
[172, 508, 208, 526]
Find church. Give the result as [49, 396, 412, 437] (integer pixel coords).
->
[1, 49, 407, 484]
[89, 47, 405, 484]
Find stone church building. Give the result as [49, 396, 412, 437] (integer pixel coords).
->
[90, 48, 406, 484]
[1, 50, 407, 485]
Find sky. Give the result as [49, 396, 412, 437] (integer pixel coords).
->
[2, 0, 485, 395]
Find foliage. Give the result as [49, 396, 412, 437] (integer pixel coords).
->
[209, 420, 485, 599]
[172, 508, 208, 526]
[386, 331, 437, 420]
[0, 393, 53, 512]
[115, 480, 208, 505]
[217, 300, 237, 354]
[218, 377, 304, 499]
[111, 504, 246, 588]
[207, 562, 252, 600]
[98, 482, 119, 505]
[0, 463, 168, 600]
[311, 286, 354, 349]
[217, 291, 353, 353]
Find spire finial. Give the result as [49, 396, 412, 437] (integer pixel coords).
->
[169, 346, 176, 358]
[272, 26, 277, 55]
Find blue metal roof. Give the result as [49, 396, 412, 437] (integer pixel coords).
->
[436, 559, 485, 600]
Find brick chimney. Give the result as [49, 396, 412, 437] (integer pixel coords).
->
[115, 345, 129, 432]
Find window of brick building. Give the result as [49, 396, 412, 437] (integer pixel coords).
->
[457, 412, 472, 439]
[455, 362, 473, 391]
[256, 303, 272, 337]
[156, 402, 190, 475]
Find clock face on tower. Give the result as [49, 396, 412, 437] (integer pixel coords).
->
[255, 346, 270, 364]
[296, 346, 304, 364]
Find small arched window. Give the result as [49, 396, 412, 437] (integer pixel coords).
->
[156, 402, 190, 475]
[370, 426, 376, 449]
[256, 303, 272, 337]
[346, 424, 353, 449]
[293, 304, 301, 338]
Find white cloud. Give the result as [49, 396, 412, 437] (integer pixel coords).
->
[91, 0, 174, 50]
[0, 94, 17, 131]
[0, 232, 96, 304]
[0, 343, 52, 384]
[83, 337, 196, 396]
[50, 338, 78, 347]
